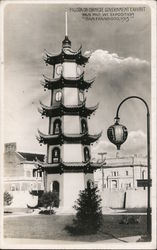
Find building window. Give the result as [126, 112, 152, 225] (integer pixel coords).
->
[33, 169, 37, 177]
[10, 184, 16, 191]
[84, 147, 90, 162]
[113, 171, 117, 176]
[111, 180, 117, 189]
[53, 119, 61, 134]
[81, 119, 87, 133]
[55, 91, 62, 101]
[52, 147, 60, 163]
[142, 170, 146, 179]
[126, 171, 129, 176]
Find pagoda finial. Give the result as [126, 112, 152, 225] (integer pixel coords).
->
[62, 11, 71, 48]
[65, 11, 68, 37]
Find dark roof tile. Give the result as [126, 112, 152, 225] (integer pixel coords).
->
[18, 152, 45, 162]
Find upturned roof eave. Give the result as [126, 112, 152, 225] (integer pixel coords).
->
[37, 131, 102, 145]
[44, 49, 89, 65]
[39, 102, 98, 116]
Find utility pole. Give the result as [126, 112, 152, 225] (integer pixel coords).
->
[98, 152, 107, 191]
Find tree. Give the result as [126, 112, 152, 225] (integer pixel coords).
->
[4, 192, 13, 206]
[39, 191, 59, 214]
[65, 186, 103, 235]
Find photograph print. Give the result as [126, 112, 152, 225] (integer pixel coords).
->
[1, 0, 156, 249]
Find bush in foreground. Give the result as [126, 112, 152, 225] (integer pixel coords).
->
[4, 191, 13, 206]
[65, 186, 103, 235]
[39, 191, 59, 215]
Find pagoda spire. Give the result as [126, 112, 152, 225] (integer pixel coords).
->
[65, 11, 68, 37]
[62, 11, 71, 48]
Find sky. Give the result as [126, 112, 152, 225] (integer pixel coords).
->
[3, 2, 151, 159]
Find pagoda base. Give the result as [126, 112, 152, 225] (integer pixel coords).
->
[45, 172, 94, 210]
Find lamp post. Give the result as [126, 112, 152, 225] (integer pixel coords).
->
[107, 96, 151, 239]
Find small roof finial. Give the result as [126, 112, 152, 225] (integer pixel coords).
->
[65, 11, 68, 37]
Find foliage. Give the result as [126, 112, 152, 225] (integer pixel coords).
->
[39, 209, 55, 215]
[4, 191, 13, 206]
[65, 186, 103, 235]
[119, 215, 141, 224]
[39, 191, 59, 214]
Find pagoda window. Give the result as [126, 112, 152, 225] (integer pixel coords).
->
[81, 119, 87, 133]
[84, 147, 90, 162]
[55, 91, 62, 102]
[52, 147, 60, 163]
[53, 119, 61, 134]
[55, 64, 63, 76]
[79, 92, 84, 102]
[77, 65, 82, 77]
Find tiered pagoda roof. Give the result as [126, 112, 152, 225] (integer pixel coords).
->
[38, 101, 99, 117]
[43, 44, 89, 66]
[37, 130, 102, 145]
[41, 74, 94, 90]
[36, 158, 102, 173]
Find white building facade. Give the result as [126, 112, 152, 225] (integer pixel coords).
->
[94, 155, 148, 191]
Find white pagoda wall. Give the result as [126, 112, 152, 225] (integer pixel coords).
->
[63, 115, 80, 134]
[62, 173, 94, 210]
[63, 88, 78, 106]
[63, 62, 77, 78]
[63, 144, 82, 162]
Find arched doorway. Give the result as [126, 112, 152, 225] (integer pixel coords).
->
[53, 181, 59, 207]
[53, 181, 59, 193]
[53, 119, 61, 134]
[52, 147, 60, 163]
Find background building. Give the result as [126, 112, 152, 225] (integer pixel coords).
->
[94, 154, 147, 191]
[4, 142, 44, 207]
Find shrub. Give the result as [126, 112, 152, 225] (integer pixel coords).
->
[39, 191, 59, 215]
[39, 209, 55, 215]
[65, 186, 103, 235]
[119, 215, 141, 224]
[4, 192, 13, 206]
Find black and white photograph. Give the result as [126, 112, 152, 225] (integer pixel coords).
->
[0, 0, 156, 249]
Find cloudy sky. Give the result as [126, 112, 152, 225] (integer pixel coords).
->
[3, 3, 151, 158]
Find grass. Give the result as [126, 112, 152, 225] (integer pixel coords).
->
[4, 214, 147, 242]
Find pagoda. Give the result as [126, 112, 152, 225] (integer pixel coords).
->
[36, 13, 102, 210]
